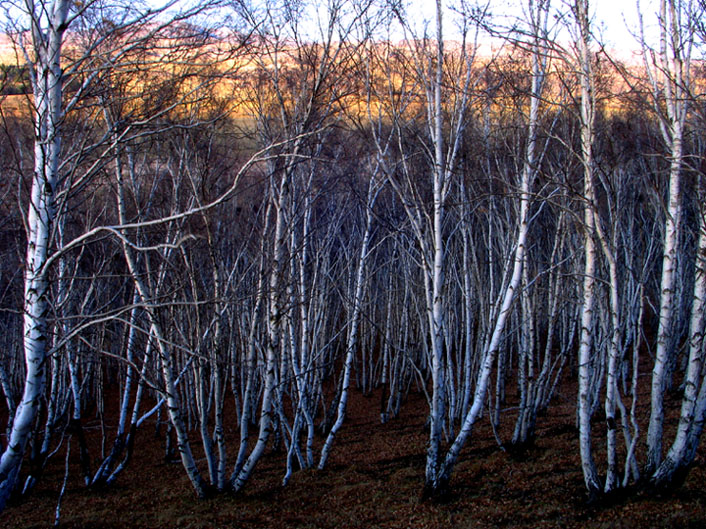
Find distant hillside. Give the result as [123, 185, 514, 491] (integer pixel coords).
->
[0, 34, 30, 97]
[0, 33, 19, 63]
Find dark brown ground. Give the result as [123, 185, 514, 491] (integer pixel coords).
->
[3, 382, 706, 529]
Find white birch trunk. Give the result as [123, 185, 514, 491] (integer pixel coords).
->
[230, 171, 285, 492]
[0, 0, 70, 510]
[425, 0, 447, 492]
[645, 0, 689, 474]
[233, 202, 270, 477]
[594, 206, 623, 492]
[575, 0, 601, 496]
[647, 133, 683, 472]
[651, 181, 706, 486]
[460, 199, 474, 420]
[509, 2, 548, 446]
[91, 292, 141, 487]
[433, 1, 546, 484]
[434, 179, 531, 488]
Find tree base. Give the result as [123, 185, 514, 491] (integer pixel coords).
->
[421, 477, 451, 504]
[647, 463, 691, 494]
[504, 437, 537, 461]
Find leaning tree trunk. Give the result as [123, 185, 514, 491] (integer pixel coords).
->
[319, 175, 381, 470]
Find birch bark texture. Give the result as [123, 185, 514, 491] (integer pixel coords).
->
[0, 0, 70, 510]
[573, 0, 602, 498]
[644, 0, 692, 476]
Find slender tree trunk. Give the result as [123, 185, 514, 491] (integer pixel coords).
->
[424, 0, 447, 494]
[575, 0, 601, 497]
[115, 142, 207, 498]
[651, 177, 706, 487]
[645, 0, 690, 475]
[0, 1, 70, 509]
[231, 170, 286, 493]
[647, 131, 683, 473]
[594, 205, 623, 492]
[319, 176, 380, 469]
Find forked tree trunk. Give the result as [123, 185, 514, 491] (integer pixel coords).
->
[646, 0, 690, 474]
[651, 177, 706, 487]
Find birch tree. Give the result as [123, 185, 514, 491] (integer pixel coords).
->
[573, 0, 601, 497]
[642, 0, 694, 476]
[0, 0, 74, 509]
[649, 0, 706, 484]
[370, 0, 475, 495]
[427, 0, 557, 495]
[650, 171, 706, 487]
[229, 0, 373, 491]
[0, 0, 256, 507]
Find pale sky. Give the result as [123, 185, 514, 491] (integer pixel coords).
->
[0, 0, 664, 57]
[407, 0, 657, 54]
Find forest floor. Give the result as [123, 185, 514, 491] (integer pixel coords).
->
[3, 381, 706, 529]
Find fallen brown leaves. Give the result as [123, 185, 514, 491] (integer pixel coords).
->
[3, 384, 706, 529]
